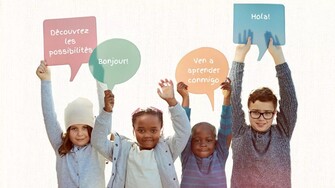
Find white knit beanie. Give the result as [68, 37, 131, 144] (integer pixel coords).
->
[64, 97, 94, 130]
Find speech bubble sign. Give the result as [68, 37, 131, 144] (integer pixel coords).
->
[89, 38, 141, 89]
[176, 47, 228, 111]
[43, 16, 97, 81]
[233, 4, 285, 61]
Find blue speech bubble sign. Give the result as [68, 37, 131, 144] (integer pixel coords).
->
[89, 38, 141, 89]
[233, 4, 285, 61]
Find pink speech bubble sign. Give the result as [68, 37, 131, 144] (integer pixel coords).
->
[43, 16, 97, 81]
[176, 47, 229, 111]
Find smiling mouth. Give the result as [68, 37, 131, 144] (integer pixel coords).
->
[256, 123, 266, 127]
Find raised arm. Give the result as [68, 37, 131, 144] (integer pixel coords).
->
[177, 81, 190, 120]
[177, 81, 192, 162]
[268, 38, 298, 138]
[96, 81, 108, 113]
[157, 79, 191, 160]
[229, 37, 251, 136]
[36, 61, 63, 151]
[221, 78, 231, 106]
[177, 82, 190, 108]
[217, 79, 232, 158]
[268, 38, 286, 66]
[91, 90, 115, 160]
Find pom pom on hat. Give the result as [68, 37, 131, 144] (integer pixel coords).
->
[64, 97, 94, 130]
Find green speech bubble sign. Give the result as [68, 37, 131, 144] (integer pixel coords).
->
[89, 38, 141, 89]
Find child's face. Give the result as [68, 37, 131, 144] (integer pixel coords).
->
[248, 100, 276, 132]
[191, 124, 216, 158]
[133, 114, 161, 150]
[68, 124, 90, 147]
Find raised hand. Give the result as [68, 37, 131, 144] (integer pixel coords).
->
[104, 90, 114, 112]
[177, 81, 189, 107]
[36, 60, 51, 81]
[234, 37, 252, 62]
[220, 78, 231, 105]
[157, 79, 177, 106]
[177, 82, 189, 98]
[268, 38, 285, 65]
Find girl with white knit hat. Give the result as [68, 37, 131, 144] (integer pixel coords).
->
[36, 61, 106, 188]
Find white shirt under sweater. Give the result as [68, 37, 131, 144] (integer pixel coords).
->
[126, 144, 163, 188]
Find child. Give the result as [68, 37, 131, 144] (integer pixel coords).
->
[177, 80, 232, 188]
[229, 37, 298, 187]
[36, 61, 106, 188]
[91, 79, 191, 188]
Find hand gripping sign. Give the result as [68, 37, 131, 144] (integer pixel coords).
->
[176, 47, 228, 111]
[43, 16, 97, 81]
[89, 38, 141, 89]
[233, 4, 285, 61]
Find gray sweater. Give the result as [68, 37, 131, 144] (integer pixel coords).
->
[229, 62, 298, 188]
[41, 81, 105, 188]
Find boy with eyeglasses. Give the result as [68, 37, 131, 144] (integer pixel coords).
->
[229, 37, 298, 188]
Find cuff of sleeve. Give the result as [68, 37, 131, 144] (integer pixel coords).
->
[41, 80, 51, 85]
[232, 61, 245, 66]
[276, 62, 290, 77]
[221, 105, 232, 115]
[183, 107, 191, 114]
[100, 109, 112, 117]
[169, 103, 183, 114]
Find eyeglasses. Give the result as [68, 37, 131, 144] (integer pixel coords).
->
[249, 111, 275, 120]
[132, 106, 163, 116]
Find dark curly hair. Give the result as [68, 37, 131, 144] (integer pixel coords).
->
[248, 87, 277, 110]
[132, 107, 163, 128]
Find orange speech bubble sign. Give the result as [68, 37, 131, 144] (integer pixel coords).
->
[175, 47, 228, 110]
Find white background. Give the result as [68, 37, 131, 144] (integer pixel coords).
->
[1, 0, 335, 187]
